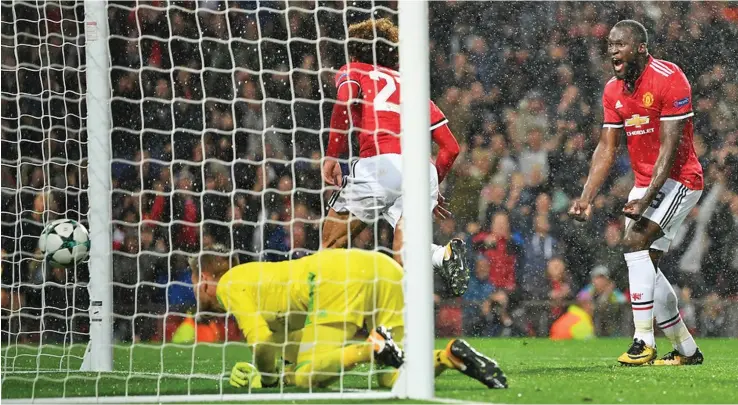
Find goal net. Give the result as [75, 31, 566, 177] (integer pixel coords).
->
[2, 0, 431, 402]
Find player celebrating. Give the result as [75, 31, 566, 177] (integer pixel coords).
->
[569, 20, 704, 366]
[190, 245, 508, 390]
[321, 18, 469, 297]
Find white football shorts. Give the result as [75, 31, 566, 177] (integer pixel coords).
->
[625, 178, 702, 252]
[328, 153, 439, 229]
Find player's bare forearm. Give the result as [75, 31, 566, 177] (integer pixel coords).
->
[580, 127, 620, 203]
[642, 120, 683, 204]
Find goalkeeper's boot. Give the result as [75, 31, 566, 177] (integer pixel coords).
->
[445, 339, 508, 389]
[368, 326, 404, 368]
[439, 238, 470, 297]
[652, 348, 704, 366]
[617, 338, 657, 366]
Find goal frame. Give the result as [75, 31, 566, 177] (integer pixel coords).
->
[11, 0, 434, 402]
[79, 0, 113, 374]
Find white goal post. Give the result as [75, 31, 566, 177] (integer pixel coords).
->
[79, 0, 113, 374]
[398, 0, 434, 400]
[1, 0, 433, 402]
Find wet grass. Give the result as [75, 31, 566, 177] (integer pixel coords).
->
[2, 338, 737, 403]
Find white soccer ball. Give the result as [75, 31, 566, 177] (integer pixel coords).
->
[38, 219, 91, 267]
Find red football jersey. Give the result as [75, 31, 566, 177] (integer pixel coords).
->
[602, 56, 703, 190]
[332, 62, 448, 158]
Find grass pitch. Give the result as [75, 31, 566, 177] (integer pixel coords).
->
[2, 338, 737, 403]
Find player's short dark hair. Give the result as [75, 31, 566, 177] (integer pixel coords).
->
[347, 18, 399, 68]
[614, 20, 648, 47]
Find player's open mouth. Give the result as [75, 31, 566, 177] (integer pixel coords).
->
[613, 59, 624, 73]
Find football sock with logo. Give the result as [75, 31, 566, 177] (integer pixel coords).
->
[624, 250, 656, 347]
[654, 269, 697, 356]
[431, 243, 446, 269]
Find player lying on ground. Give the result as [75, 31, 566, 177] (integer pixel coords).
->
[322, 18, 469, 297]
[569, 20, 703, 366]
[189, 245, 508, 389]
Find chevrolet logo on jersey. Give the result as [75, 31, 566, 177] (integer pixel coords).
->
[624, 114, 650, 128]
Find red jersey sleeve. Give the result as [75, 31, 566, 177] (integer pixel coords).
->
[334, 66, 361, 101]
[602, 83, 623, 128]
[659, 70, 694, 121]
[429, 101, 448, 130]
[326, 66, 362, 158]
[429, 101, 459, 184]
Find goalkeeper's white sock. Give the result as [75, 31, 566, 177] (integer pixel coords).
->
[654, 269, 697, 356]
[431, 244, 447, 270]
[625, 250, 656, 347]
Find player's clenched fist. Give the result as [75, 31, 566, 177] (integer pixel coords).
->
[567, 198, 592, 222]
[229, 362, 262, 389]
[622, 198, 648, 221]
[322, 159, 343, 186]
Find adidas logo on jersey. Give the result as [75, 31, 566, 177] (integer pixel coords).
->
[615, 100, 623, 109]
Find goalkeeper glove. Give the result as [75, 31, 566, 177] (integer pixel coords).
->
[229, 362, 262, 389]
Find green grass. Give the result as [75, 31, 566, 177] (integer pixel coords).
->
[2, 338, 737, 403]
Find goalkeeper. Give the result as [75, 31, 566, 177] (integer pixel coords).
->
[189, 245, 507, 389]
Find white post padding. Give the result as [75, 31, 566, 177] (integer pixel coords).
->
[398, 0, 434, 400]
[81, 0, 113, 372]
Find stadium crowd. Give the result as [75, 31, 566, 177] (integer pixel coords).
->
[2, 1, 737, 344]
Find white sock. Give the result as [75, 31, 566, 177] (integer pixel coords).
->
[431, 243, 447, 270]
[624, 250, 656, 347]
[654, 269, 698, 356]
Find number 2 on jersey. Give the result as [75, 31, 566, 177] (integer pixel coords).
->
[368, 70, 400, 114]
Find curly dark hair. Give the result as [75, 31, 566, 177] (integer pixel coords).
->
[347, 18, 399, 68]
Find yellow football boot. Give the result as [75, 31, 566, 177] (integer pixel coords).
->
[617, 338, 657, 366]
[652, 348, 704, 366]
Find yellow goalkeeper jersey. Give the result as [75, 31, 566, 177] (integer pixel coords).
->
[216, 249, 404, 345]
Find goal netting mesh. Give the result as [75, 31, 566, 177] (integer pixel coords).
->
[2, 0, 406, 402]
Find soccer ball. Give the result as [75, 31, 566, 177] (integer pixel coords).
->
[38, 219, 91, 267]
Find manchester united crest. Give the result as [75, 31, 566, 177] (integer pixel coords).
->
[642, 92, 654, 108]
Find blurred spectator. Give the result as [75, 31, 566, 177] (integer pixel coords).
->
[519, 215, 560, 300]
[593, 221, 628, 290]
[546, 257, 574, 318]
[518, 128, 550, 180]
[462, 256, 496, 337]
[549, 300, 595, 341]
[577, 265, 626, 337]
[700, 293, 729, 337]
[472, 211, 519, 291]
